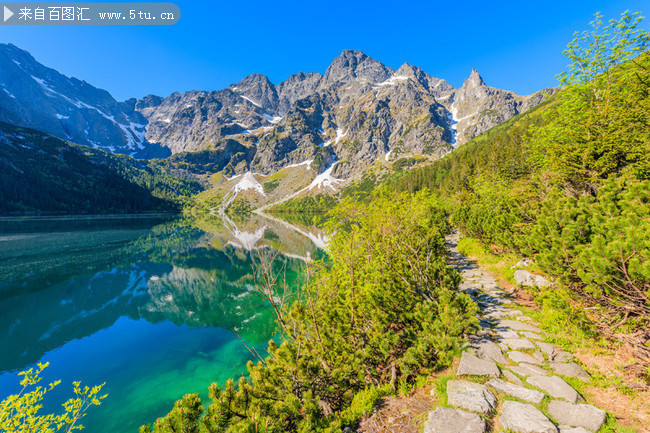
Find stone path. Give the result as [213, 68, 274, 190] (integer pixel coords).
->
[423, 232, 608, 433]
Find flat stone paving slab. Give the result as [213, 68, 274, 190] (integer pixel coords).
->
[527, 375, 583, 403]
[509, 351, 544, 365]
[447, 380, 497, 415]
[503, 369, 524, 385]
[496, 328, 521, 339]
[424, 407, 486, 433]
[509, 363, 548, 377]
[469, 337, 507, 364]
[457, 352, 500, 377]
[548, 401, 606, 432]
[552, 350, 574, 362]
[522, 331, 544, 340]
[536, 341, 557, 357]
[503, 338, 537, 350]
[559, 426, 591, 433]
[549, 362, 590, 380]
[487, 378, 546, 404]
[499, 400, 558, 433]
[499, 319, 542, 333]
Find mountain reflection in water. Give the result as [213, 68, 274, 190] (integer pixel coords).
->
[0, 212, 327, 433]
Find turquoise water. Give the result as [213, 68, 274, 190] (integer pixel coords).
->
[0, 214, 325, 432]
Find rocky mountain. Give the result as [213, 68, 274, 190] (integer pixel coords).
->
[0, 121, 202, 214]
[0, 44, 554, 211]
[0, 43, 168, 158]
[450, 68, 550, 144]
[137, 50, 554, 178]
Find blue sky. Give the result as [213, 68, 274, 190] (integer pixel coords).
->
[3, 0, 649, 101]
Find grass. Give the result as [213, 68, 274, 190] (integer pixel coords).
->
[432, 371, 455, 407]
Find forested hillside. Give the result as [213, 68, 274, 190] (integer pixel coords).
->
[388, 13, 650, 363]
[0, 122, 203, 214]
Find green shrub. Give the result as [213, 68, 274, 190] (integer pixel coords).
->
[141, 191, 477, 432]
[0, 362, 106, 433]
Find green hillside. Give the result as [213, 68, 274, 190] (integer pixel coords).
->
[0, 121, 203, 214]
[385, 17, 650, 344]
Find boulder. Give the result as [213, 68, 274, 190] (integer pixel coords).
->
[499, 401, 558, 433]
[424, 407, 486, 433]
[511, 258, 534, 269]
[547, 401, 606, 432]
[447, 380, 497, 415]
[514, 270, 552, 287]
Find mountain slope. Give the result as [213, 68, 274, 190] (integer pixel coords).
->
[137, 50, 554, 179]
[0, 43, 168, 158]
[0, 44, 554, 211]
[0, 122, 203, 214]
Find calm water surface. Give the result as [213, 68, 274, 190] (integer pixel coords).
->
[0, 213, 326, 433]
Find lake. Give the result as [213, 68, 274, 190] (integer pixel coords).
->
[0, 212, 327, 432]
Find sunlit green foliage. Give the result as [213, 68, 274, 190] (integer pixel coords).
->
[0, 122, 203, 214]
[0, 362, 106, 433]
[390, 11, 650, 332]
[521, 175, 650, 325]
[226, 196, 252, 214]
[141, 191, 477, 432]
[529, 12, 650, 192]
[269, 194, 337, 213]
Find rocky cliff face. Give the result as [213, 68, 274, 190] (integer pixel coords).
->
[450, 68, 551, 145]
[138, 50, 553, 176]
[0, 43, 167, 158]
[0, 43, 552, 183]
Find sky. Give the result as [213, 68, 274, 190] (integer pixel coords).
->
[2, 0, 649, 101]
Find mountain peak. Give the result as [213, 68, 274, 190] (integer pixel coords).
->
[234, 73, 274, 88]
[322, 49, 393, 86]
[396, 62, 417, 75]
[465, 68, 485, 87]
[338, 49, 368, 60]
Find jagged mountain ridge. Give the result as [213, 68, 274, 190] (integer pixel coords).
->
[0, 43, 554, 203]
[137, 50, 554, 178]
[0, 43, 168, 158]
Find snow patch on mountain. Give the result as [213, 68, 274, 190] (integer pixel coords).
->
[285, 160, 313, 169]
[335, 128, 347, 144]
[262, 113, 282, 124]
[376, 75, 409, 87]
[239, 95, 261, 108]
[234, 171, 265, 196]
[308, 163, 341, 191]
[2, 86, 16, 99]
[448, 102, 459, 147]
